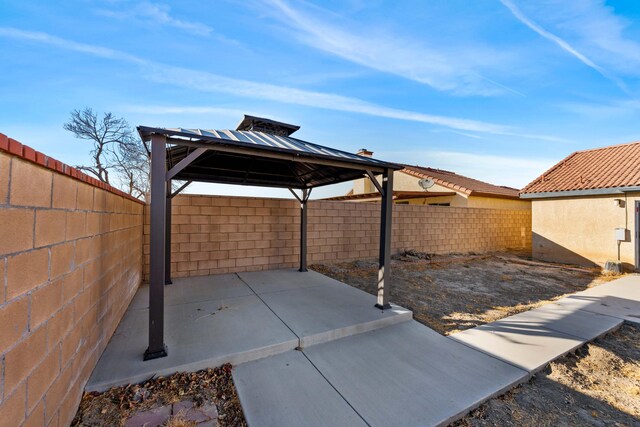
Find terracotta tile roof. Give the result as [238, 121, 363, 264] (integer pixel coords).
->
[402, 165, 520, 199]
[521, 141, 640, 195]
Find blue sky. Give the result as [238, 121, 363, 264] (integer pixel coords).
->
[1, 0, 640, 198]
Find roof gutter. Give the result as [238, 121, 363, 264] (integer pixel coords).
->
[520, 186, 640, 199]
[472, 191, 521, 200]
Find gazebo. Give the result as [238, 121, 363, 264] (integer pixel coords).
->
[137, 115, 402, 360]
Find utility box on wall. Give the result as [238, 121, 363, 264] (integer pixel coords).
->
[615, 227, 630, 242]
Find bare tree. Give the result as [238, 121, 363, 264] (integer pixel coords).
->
[64, 108, 150, 199]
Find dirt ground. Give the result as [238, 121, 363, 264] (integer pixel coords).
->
[311, 251, 615, 335]
[453, 322, 640, 427]
[72, 365, 247, 427]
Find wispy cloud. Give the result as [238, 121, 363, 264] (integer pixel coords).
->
[255, 0, 521, 97]
[0, 27, 146, 64]
[97, 2, 213, 36]
[499, 0, 629, 93]
[0, 27, 561, 141]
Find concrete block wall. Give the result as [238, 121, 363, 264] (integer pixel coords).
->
[143, 195, 531, 280]
[0, 134, 144, 427]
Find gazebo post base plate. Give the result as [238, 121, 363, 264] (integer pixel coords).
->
[144, 345, 168, 361]
[375, 303, 392, 311]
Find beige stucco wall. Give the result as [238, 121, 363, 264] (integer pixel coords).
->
[531, 193, 639, 270]
[466, 196, 531, 210]
[352, 172, 530, 210]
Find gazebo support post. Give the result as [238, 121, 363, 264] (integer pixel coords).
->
[165, 180, 172, 285]
[376, 168, 394, 310]
[145, 134, 168, 361]
[288, 188, 311, 272]
[300, 189, 308, 272]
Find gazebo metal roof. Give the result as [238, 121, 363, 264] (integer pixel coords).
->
[137, 116, 399, 362]
[138, 126, 400, 189]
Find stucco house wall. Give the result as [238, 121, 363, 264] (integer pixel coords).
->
[531, 193, 639, 269]
[353, 172, 531, 210]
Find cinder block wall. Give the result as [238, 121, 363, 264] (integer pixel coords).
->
[143, 195, 531, 280]
[0, 135, 144, 427]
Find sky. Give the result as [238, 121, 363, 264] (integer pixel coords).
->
[1, 0, 640, 199]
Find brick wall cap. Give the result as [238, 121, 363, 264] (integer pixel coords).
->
[0, 132, 144, 205]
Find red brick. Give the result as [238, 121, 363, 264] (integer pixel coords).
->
[4, 326, 47, 396]
[0, 297, 28, 354]
[26, 349, 59, 412]
[8, 138, 23, 156]
[30, 279, 63, 330]
[0, 133, 8, 151]
[0, 382, 26, 427]
[7, 248, 49, 300]
[22, 146, 36, 162]
[35, 151, 46, 166]
[0, 208, 34, 256]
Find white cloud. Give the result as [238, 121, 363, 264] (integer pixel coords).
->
[0, 27, 146, 64]
[98, 2, 213, 36]
[500, 0, 633, 93]
[0, 27, 561, 141]
[257, 0, 520, 96]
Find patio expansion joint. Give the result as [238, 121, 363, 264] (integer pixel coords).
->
[235, 273, 302, 346]
[299, 349, 373, 427]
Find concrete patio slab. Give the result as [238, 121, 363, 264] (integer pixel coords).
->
[87, 294, 299, 391]
[300, 321, 528, 427]
[259, 279, 412, 347]
[449, 320, 585, 374]
[87, 269, 412, 391]
[233, 351, 368, 427]
[237, 268, 345, 294]
[491, 304, 623, 340]
[128, 273, 253, 310]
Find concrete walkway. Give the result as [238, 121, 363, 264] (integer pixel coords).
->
[234, 275, 640, 427]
